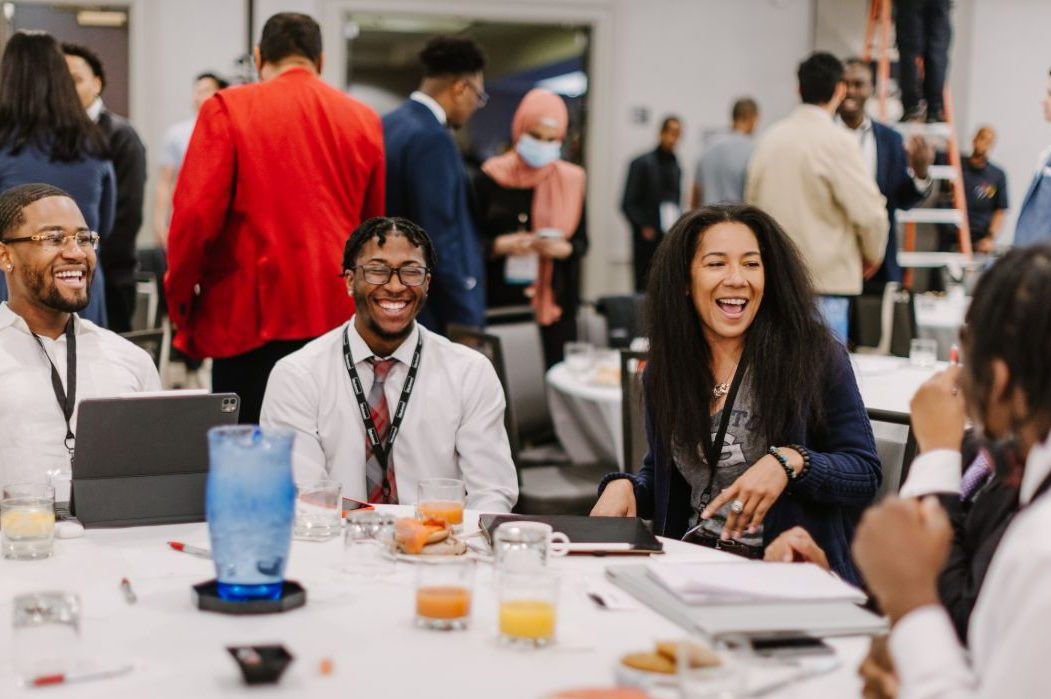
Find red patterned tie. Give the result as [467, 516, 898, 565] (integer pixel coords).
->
[365, 358, 399, 504]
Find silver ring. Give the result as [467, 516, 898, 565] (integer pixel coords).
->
[730, 500, 745, 514]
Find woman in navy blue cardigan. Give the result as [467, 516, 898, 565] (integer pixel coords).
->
[592, 205, 881, 585]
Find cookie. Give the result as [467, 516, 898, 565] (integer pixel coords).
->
[655, 640, 721, 669]
[619, 652, 676, 675]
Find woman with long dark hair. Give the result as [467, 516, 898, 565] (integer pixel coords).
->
[0, 30, 115, 327]
[592, 204, 881, 583]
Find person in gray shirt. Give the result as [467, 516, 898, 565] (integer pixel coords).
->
[691, 98, 758, 208]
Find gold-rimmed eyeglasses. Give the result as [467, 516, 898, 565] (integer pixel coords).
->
[0, 231, 100, 251]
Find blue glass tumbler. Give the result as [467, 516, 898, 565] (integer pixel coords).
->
[206, 425, 296, 601]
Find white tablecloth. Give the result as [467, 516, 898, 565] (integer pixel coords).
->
[0, 506, 868, 697]
[546, 354, 942, 468]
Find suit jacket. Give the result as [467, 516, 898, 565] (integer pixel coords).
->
[870, 121, 924, 284]
[599, 346, 882, 586]
[747, 105, 888, 296]
[621, 148, 681, 236]
[382, 99, 485, 333]
[96, 109, 147, 287]
[166, 68, 386, 359]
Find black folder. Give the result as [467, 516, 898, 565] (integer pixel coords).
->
[479, 513, 663, 554]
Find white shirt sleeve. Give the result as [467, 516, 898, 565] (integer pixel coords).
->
[455, 358, 518, 513]
[260, 359, 328, 482]
[898, 449, 962, 498]
[890, 605, 977, 698]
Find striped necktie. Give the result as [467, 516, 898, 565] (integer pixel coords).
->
[364, 357, 399, 504]
[960, 449, 993, 502]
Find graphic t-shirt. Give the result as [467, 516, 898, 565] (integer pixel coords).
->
[962, 157, 1008, 241]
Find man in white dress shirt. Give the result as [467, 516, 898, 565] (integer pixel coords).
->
[261, 216, 518, 512]
[853, 245, 1051, 698]
[0, 183, 161, 486]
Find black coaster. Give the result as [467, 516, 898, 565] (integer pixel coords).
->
[227, 645, 294, 685]
[193, 580, 306, 614]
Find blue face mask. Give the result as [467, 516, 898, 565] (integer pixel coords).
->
[516, 134, 562, 169]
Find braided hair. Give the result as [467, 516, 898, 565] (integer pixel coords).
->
[342, 217, 437, 273]
[963, 245, 1051, 434]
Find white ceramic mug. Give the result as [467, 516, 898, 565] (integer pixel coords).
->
[493, 521, 570, 572]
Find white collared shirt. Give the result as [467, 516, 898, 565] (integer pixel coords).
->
[87, 97, 103, 123]
[410, 91, 447, 126]
[0, 302, 161, 485]
[838, 113, 932, 194]
[260, 318, 518, 513]
[890, 433, 1051, 698]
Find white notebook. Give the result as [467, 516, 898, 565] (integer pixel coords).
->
[646, 560, 867, 606]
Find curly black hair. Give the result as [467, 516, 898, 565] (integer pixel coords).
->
[0, 183, 72, 239]
[419, 36, 485, 78]
[342, 217, 437, 273]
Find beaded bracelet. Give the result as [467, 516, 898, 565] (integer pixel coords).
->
[788, 444, 812, 480]
[768, 446, 796, 482]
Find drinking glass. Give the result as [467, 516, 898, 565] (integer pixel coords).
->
[344, 511, 396, 577]
[12, 592, 81, 679]
[414, 558, 475, 631]
[1, 483, 56, 560]
[909, 338, 938, 368]
[206, 426, 296, 601]
[564, 342, 594, 376]
[293, 480, 342, 541]
[498, 570, 559, 648]
[492, 521, 570, 573]
[416, 478, 465, 532]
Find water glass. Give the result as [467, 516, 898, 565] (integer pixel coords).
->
[564, 342, 594, 376]
[12, 592, 81, 679]
[909, 338, 938, 368]
[416, 478, 465, 532]
[414, 558, 475, 631]
[206, 425, 296, 601]
[498, 570, 559, 648]
[344, 511, 396, 577]
[294, 480, 342, 541]
[2, 483, 56, 560]
[493, 521, 570, 573]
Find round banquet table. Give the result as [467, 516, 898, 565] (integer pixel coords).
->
[0, 505, 870, 698]
[546, 354, 943, 469]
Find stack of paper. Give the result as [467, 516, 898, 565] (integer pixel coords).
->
[646, 561, 867, 606]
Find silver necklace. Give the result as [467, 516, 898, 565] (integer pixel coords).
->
[712, 361, 739, 398]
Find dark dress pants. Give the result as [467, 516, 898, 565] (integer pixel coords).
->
[895, 0, 952, 114]
[212, 339, 311, 424]
[632, 230, 660, 293]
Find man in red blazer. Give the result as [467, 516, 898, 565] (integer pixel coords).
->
[166, 12, 385, 423]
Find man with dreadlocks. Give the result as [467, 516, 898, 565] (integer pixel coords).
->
[260, 217, 517, 512]
[0, 183, 159, 486]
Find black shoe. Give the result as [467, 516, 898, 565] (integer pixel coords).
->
[925, 108, 946, 124]
[900, 105, 926, 123]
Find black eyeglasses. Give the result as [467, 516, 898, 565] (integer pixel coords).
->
[0, 230, 100, 251]
[464, 80, 489, 108]
[353, 264, 429, 287]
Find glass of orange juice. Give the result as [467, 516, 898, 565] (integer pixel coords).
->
[416, 478, 465, 532]
[414, 558, 475, 630]
[498, 571, 559, 648]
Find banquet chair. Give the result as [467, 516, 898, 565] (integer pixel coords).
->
[595, 294, 646, 349]
[447, 324, 610, 515]
[620, 350, 648, 474]
[854, 282, 917, 357]
[868, 407, 918, 500]
[121, 328, 166, 370]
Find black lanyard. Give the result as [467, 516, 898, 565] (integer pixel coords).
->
[342, 325, 423, 498]
[31, 317, 77, 457]
[698, 354, 749, 504]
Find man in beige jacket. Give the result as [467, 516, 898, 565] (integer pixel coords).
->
[747, 52, 887, 340]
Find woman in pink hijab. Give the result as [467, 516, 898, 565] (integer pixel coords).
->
[476, 88, 587, 367]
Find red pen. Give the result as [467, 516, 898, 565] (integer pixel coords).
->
[29, 664, 133, 687]
[167, 541, 212, 559]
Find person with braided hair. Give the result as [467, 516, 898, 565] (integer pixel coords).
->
[261, 217, 517, 512]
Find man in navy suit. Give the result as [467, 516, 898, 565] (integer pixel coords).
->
[383, 36, 488, 334]
[838, 58, 933, 288]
